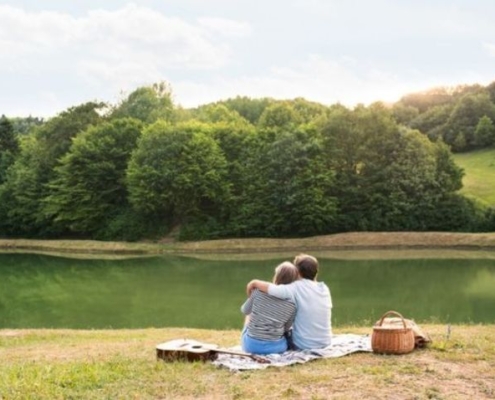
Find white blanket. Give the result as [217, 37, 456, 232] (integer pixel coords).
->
[213, 334, 372, 371]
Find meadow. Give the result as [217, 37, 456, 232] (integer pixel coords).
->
[1, 325, 494, 399]
[454, 147, 495, 206]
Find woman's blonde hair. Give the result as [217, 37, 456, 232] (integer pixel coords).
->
[273, 261, 299, 285]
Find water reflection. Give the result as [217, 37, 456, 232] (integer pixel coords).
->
[0, 253, 494, 329]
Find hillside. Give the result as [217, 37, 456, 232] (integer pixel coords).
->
[454, 148, 495, 206]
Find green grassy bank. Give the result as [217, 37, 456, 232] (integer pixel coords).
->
[1, 325, 494, 400]
[454, 147, 495, 206]
[3, 231, 495, 258]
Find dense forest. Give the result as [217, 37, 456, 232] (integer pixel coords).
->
[1, 81, 495, 241]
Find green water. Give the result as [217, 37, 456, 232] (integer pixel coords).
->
[0, 253, 494, 329]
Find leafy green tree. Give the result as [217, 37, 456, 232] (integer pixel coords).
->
[126, 121, 229, 232]
[111, 82, 175, 124]
[0, 115, 18, 184]
[408, 104, 452, 141]
[289, 98, 328, 124]
[44, 118, 143, 237]
[0, 115, 18, 152]
[260, 128, 337, 236]
[220, 96, 273, 125]
[208, 121, 256, 203]
[392, 103, 419, 126]
[258, 102, 302, 131]
[452, 132, 467, 152]
[0, 102, 104, 236]
[432, 140, 463, 193]
[10, 116, 44, 136]
[443, 92, 495, 150]
[474, 116, 495, 147]
[193, 104, 251, 126]
[321, 103, 465, 231]
[486, 80, 495, 103]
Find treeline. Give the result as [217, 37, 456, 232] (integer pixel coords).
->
[1, 81, 494, 242]
[393, 82, 495, 152]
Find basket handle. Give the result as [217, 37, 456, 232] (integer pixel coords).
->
[377, 310, 407, 328]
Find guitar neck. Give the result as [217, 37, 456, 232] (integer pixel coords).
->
[213, 348, 269, 363]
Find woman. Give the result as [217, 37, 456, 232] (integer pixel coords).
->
[241, 261, 299, 355]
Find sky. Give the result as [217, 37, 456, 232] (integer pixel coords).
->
[1, 0, 495, 118]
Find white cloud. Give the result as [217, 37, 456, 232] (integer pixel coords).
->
[483, 42, 495, 57]
[0, 3, 254, 115]
[197, 17, 252, 37]
[0, 4, 235, 73]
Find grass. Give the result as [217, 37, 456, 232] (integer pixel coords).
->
[1, 325, 494, 399]
[454, 147, 495, 206]
[3, 231, 495, 258]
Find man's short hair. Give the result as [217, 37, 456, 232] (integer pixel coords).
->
[293, 254, 319, 280]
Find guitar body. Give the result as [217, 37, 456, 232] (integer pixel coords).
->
[156, 339, 270, 364]
[156, 339, 220, 362]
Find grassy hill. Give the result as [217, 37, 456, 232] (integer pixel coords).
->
[454, 147, 495, 206]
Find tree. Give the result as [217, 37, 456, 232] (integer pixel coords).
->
[408, 104, 452, 141]
[44, 118, 143, 237]
[392, 103, 419, 126]
[289, 98, 328, 124]
[10, 116, 44, 136]
[0, 115, 18, 153]
[258, 102, 302, 131]
[260, 128, 337, 236]
[220, 96, 273, 125]
[111, 82, 175, 124]
[0, 115, 18, 184]
[321, 103, 465, 231]
[0, 102, 104, 236]
[443, 91, 495, 151]
[193, 104, 251, 126]
[126, 121, 229, 231]
[474, 116, 495, 147]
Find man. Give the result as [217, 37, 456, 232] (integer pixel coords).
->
[246, 254, 332, 350]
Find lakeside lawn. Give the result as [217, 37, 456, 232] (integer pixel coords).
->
[1, 325, 494, 400]
[3, 231, 495, 257]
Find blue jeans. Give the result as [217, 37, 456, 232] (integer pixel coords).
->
[241, 328, 288, 355]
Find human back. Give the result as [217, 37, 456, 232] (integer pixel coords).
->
[242, 289, 296, 340]
[284, 279, 332, 349]
[267, 254, 332, 349]
[241, 261, 299, 354]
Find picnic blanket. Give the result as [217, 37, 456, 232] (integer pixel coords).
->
[212, 334, 372, 371]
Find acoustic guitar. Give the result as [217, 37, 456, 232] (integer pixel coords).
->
[156, 339, 270, 363]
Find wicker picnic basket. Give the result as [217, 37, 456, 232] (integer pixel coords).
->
[371, 311, 415, 355]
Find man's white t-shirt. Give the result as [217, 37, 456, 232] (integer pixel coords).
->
[268, 279, 332, 349]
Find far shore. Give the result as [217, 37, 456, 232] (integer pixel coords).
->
[2, 231, 495, 258]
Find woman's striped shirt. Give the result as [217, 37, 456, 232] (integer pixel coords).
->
[241, 289, 296, 341]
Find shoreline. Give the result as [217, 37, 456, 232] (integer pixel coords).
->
[2, 231, 495, 256]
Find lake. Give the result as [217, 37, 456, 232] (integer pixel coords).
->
[1, 251, 494, 329]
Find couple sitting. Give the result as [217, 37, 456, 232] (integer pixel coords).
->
[241, 254, 333, 355]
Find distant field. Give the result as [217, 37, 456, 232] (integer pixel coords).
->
[454, 147, 495, 206]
